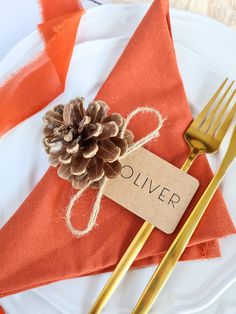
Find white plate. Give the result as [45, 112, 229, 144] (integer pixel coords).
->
[0, 4, 236, 314]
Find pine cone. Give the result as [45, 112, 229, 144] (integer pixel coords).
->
[43, 97, 134, 189]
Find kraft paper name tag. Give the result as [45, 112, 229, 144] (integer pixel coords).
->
[104, 147, 199, 234]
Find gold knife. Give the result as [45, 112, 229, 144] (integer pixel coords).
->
[132, 124, 236, 313]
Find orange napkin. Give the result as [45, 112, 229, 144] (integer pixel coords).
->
[0, 0, 235, 298]
[0, 0, 83, 136]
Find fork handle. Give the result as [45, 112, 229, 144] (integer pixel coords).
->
[89, 222, 155, 314]
[89, 152, 198, 314]
[132, 151, 234, 313]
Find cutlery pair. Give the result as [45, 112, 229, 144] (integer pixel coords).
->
[89, 78, 236, 313]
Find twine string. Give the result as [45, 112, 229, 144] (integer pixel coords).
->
[65, 106, 164, 237]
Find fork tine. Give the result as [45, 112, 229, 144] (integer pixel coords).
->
[208, 87, 236, 136]
[215, 102, 236, 141]
[201, 81, 235, 132]
[193, 78, 228, 128]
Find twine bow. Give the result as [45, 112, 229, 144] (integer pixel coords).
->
[65, 107, 164, 237]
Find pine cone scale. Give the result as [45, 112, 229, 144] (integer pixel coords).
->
[58, 163, 71, 180]
[96, 139, 121, 162]
[97, 121, 119, 140]
[82, 139, 99, 158]
[110, 137, 128, 155]
[104, 160, 122, 179]
[71, 156, 90, 175]
[72, 98, 85, 121]
[87, 157, 104, 181]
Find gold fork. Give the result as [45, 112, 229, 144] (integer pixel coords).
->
[89, 78, 236, 314]
[132, 124, 236, 314]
